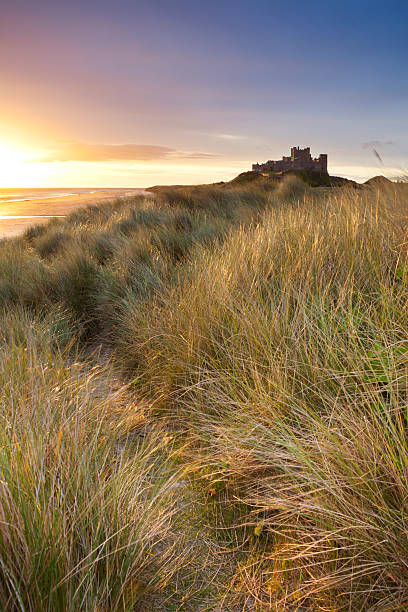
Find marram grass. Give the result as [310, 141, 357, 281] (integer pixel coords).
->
[115, 181, 408, 609]
[0, 177, 407, 609]
[0, 310, 187, 611]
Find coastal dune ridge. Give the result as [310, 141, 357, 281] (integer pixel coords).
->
[1, 173, 408, 609]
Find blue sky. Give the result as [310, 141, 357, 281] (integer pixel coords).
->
[0, 0, 407, 185]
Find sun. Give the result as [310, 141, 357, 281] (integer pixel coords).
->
[0, 143, 28, 186]
[0, 141, 45, 188]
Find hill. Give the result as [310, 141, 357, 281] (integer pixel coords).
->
[365, 174, 394, 186]
[230, 168, 360, 188]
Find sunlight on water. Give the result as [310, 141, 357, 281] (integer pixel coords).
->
[0, 215, 66, 219]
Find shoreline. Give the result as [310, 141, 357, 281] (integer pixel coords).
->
[0, 188, 150, 238]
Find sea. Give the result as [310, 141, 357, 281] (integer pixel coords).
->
[0, 188, 147, 238]
[0, 188, 100, 204]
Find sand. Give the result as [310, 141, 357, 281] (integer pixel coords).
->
[0, 189, 149, 238]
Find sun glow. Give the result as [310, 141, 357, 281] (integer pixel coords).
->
[0, 142, 50, 188]
[0, 143, 30, 187]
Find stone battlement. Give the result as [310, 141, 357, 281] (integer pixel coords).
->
[252, 146, 327, 174]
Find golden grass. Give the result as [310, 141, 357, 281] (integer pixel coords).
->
[0, 308, 191, 610]
[1, 177, 407, 609]
[116, 181, 408, 609]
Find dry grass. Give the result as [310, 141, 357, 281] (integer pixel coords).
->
[115, 181, 408, 609]
[1, 177, 407, 609]
[0, 308, 190, 611]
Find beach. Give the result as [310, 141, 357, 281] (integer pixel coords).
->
[0, 188, 149, 238]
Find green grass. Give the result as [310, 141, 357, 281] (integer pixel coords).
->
[0, 176, 407, 609]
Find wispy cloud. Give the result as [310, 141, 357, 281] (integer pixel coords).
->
[362, 140, 394, 149]
[39, 142, 217, 162]
[215, 134, 245, 141]
[178, 152, 219, 159]
[361, 140, 396, 166]
[194, 132, 248, 142]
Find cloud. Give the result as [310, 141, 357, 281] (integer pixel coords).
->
[197, 132, 248, 141]
[39, 141, 216, 162]
[178, 152, 219, 159]
[40, 142, 173, 162]
[362, 140, 394, 149]
[215, 134, 245, 141]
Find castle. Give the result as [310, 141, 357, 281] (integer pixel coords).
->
[252, 146, 327, 174]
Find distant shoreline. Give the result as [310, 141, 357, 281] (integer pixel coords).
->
[0, 193, 93, 204]
[0, 188, 150, 238]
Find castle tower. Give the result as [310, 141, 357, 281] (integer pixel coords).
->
[319, 154, 328, 173]
[291, 146, 311, 163]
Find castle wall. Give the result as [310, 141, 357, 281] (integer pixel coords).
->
[252, 147, 328, 174]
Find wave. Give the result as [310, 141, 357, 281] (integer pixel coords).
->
[0, 191, 97, 204]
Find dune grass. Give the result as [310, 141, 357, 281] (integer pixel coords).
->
[115, 181, 408, 609]
[0, 176, 407, 609]
[0, 307, 192, 611]
[0, 185, 273, 340]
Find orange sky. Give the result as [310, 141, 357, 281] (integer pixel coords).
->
[1, 0, 406, 187]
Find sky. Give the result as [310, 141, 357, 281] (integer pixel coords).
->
[0, 0, 407, 187]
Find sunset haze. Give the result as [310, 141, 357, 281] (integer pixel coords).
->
[1, 0, 407, 186]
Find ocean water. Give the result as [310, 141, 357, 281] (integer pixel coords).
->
[0, 215, 65, 220]
[0, 188, 97, 204]
[0, 188, 147, 238]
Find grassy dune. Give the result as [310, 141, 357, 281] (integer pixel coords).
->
[0, 176, 407, 610]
